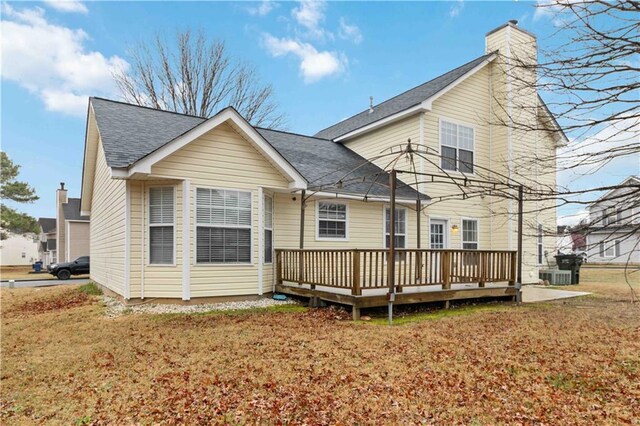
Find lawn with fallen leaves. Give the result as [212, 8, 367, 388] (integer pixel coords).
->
[1, 269, 639, 425]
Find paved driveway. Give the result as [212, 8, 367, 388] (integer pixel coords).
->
[522, 285, 590, 303]
[0, 278, 90, 289]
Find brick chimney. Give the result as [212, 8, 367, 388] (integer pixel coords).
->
[56, 182, 68, 262]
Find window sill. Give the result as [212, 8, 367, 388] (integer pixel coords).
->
[193, 263, 255, 267]
[315, 237, 350, 242]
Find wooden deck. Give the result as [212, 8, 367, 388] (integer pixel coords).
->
[275, 248, 518, 318]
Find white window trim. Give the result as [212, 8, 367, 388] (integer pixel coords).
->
[194, 186, 254, 266]
[382, 205, 407, 249]
[439, 117, 476, 175]
[460, 217, 480, 250]
[147, 185, 177, 267]
[315, 200, 349, 241]
[603, 206, 616, 226]
[602, 240, 620, 258]
[264, 193, 274, 264]
[429, 216, 450, 249]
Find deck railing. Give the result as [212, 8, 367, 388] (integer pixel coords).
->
[275, 249, 517, 295]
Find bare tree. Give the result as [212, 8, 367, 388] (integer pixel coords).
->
[113, 30, 286, 128]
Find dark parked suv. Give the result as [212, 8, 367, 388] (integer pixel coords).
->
[48, 256, 90, 280]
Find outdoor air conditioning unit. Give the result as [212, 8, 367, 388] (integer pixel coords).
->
[539, 269, 572, 286]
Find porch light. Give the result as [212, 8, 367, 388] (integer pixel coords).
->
[451, 224, 459, 234]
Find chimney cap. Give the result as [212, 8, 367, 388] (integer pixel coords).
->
[509, 19, 518, 25]
[486, 20, 536, 40]
[60, 182, 65, 190]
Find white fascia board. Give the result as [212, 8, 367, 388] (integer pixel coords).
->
[110, 109, 307, 189]
[334, 104, 428, 142]
[334, 54, 496, 143]
[80, 211, 91, 217]
[421, 54, 496, 110]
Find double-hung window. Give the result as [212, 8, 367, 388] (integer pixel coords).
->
[441, 120, 474, 173]
[196, 188, 251, 264]
[461, 219, 478, 250]
[385, 207, 406, 249]
[600, 240, 620, 258]
[317, 202, 347, 239]
[602, 207, 616, 226]
[149, 187, 175, 264]
[264, 195, 273, 264]
[537, 224, 544, 265]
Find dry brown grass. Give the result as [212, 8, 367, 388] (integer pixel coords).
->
[1, 269, 639, 425]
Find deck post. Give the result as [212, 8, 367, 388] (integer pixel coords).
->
[478, 252, 485, 288]
[388, 169, 397, 325]
[352, 250, 361, 295]
[516, 185, 523, 304]
[275, 250, 283, 285]
[416, 199, 422, 283]
[442, 251, 451, 290]
[299, 190, 310, 289]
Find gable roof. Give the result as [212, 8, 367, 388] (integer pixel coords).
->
[63, 198, 89, 221]
[91, 97, 206, 168]
[38, 217, 56, 233]
[256, 128, 427, 200]
[591, 176, 640, 207]
[314, 53, 495, 140]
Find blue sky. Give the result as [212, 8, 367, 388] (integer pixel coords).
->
[1, 0, 637, 223]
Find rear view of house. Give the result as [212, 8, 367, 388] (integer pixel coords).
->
[80, 21, 562, 303]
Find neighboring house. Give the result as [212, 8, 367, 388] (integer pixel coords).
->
[585, 176, 640, 264]
[37, 184, 90, 266]
[80, 21, 562, 301]
[0, 232, 39, 266]
[37, 217, 56, 265]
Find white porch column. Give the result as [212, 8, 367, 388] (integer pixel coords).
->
[257, 186, 264, 296]
[182, 179, 191, 301]
[124, 180, 131, 300]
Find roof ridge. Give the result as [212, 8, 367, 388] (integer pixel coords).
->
[256, 126, 333, 142]
[91, 97, 209, 120]
[315, 52, 496, 137]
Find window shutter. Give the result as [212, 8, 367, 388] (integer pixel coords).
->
[615, 241, 620, 257]
[599, 242, 604, 256]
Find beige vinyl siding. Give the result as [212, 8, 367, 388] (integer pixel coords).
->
[90, 140, 126, 295]
[274, 193, 419, 250]
[66, 221, 90, 261]
[127, 122, 291, 299]
[344, 115, 420, 182]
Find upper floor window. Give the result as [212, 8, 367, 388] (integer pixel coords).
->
[317, 201, 347, 239]
[602, 206, 618, 226]
[149, 186, 175, 264]
[440, 120, 474, 173]
[196, 188, 251, 264]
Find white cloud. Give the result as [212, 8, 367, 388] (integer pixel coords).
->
[449, 0, 464, 18]
[43, 0, 88, 14]
[338, 17, 362, 44]
[262, 33, 345, 83]
[1, 4, 128, 116]
[246, 0, 277, 17]
[292, 0, 329, 40]
[533, 0, 584, 22]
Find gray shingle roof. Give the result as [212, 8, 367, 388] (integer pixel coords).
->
[90, 98, 427, 200]
[91, 97, 206, 168]
[314, 53, 495, 140]
[256, 128, 427, 200]
[63, 198, 89, 221]
[38, 217, 56, 233]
